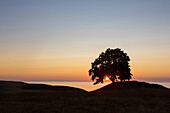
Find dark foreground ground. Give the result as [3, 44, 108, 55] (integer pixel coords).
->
[0, 80, 170, 113]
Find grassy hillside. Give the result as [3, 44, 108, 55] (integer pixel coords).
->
[0, 80, 169, 113]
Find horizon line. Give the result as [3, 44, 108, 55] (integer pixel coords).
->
[1, 78, 170, 82]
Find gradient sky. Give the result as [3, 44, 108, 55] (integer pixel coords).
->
[0, 0, 170, 81]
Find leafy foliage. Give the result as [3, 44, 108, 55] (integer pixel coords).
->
[89, 48, 132, 85]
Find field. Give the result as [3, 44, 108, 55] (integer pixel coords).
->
[0, 81, 170, 113]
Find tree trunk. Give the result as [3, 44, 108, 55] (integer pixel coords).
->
[110, 78, 115, 83]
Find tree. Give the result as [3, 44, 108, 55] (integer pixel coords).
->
[89, 48, 132, 85]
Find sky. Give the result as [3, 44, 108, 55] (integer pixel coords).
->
[0, 0, 170, 81]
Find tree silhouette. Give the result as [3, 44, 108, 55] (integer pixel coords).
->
[89, 48, 132, 85]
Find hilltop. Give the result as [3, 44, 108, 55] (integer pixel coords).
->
[93, 81, 168, 92]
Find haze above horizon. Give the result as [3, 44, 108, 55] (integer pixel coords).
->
[0, 0, 170, 81]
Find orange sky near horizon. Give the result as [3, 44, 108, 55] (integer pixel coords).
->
[0, 47, 170, 81]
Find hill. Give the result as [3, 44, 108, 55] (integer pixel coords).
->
[0, 80, 86, 92]
[91, 81, 170, 101]
[0, 80, 170, 113]
[93, 81, 168, 92]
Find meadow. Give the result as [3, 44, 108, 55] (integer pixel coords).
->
[0, 80, 170, 113]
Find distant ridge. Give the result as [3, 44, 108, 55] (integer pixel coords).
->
[0, 80, 86, 92]
[0, 80, 169, 93]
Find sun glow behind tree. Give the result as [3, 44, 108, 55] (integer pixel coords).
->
[105, 77, 109, 81]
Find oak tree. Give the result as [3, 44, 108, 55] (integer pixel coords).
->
[89, 48, 132, 85]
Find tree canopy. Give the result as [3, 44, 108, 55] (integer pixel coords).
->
[89, 48, 132, 85]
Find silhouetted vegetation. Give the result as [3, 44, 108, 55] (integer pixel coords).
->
[89, 48, 132, 85]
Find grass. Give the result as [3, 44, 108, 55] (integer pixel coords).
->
[0, 80, 170, 113]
